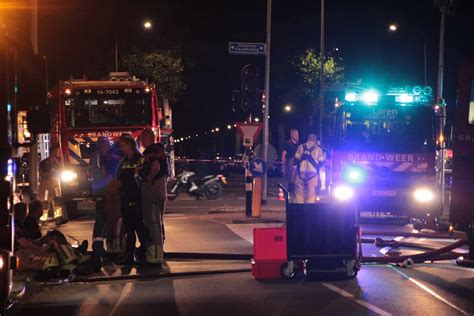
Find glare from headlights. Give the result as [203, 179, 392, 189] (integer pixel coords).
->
[0, 256, 4, 270]
[344, 166, 366, 184]
[413, 188, 434, 203]
[61, 170, 78, 182]
[333, 185, 354, 201]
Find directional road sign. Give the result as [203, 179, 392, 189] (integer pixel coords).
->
[249, 158, 267, 177]
[229, 42, 266, 56]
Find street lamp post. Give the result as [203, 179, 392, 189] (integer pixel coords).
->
[319, 0, 325, 143]
[115, 35, 119, 72]
[262, 0, 272, 204]
[436, 3, 447, 209]
[115, 20, 153, 72]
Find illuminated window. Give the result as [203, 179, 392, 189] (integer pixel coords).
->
[469, 80, 474, 124]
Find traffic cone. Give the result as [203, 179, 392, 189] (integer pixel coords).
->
[278, 188, 285, 201]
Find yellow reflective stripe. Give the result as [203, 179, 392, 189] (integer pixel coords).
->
[68, 139, 83, 165]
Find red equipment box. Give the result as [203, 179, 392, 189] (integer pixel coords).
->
[252, 227, 287, 279]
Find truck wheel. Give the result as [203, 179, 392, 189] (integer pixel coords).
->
[344, 259, 358, 278]
[281, 261, 296, 279]
[63, 200, 78, 219]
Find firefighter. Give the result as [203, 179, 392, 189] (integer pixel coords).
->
[38, 145, 66, 223]
[89, 137, 113, 266]
[141, 143, 168, 266]
[104, 143, 125, 257]
[116, 134, 150, 265]
[139, 128, 168, 242]
[14, 202, 63, 275]
[292, 134, 325, 204]
[14, 201, 82, 279]
[282, 129, 299, 184]
[138, 128, 155, 153]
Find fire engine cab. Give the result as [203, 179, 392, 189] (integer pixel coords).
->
[48, 72, 166, 217]
[328, 85, 441, 218]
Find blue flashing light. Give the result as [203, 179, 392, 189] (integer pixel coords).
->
[361, 90, 379, 104]
[7, 103, 12, 112]
[395, 94, 414, 103]
[343, 166, 366, 185]
[345, 92, 357, 102]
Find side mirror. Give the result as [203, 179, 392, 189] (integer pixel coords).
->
[28, 109, 51, 134]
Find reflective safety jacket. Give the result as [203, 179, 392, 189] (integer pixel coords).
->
[294, 141, 325, 181]
[116, 153, 144, 200]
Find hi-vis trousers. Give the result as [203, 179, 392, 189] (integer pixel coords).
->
[141, 177, 166, 264]
[292, 175, 319, 204]
[105, 179, 126, 255]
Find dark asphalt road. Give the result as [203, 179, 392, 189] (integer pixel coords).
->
[11, 264, 474, 316]
[10, 177, 474, 316]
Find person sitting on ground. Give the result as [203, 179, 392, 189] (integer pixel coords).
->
[13, 202, 27, 234]
[13, 202, 69, 279]
[23, 200, 97, 277]
[23, 200, 44, 240]
[24, 200, 87, 251]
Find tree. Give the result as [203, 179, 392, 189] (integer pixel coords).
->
[122, 51, 186, 102]
[293, 48, 344, 99]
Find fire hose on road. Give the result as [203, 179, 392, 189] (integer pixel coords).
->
[359, 237, 467, 268]
[57, 233, 468, 284]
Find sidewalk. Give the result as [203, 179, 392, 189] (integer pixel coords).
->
[203, 197, 286, 224]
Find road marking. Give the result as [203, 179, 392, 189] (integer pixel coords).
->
[109, 282, 133, 316]
[388, 265, 470, 315]
[322, 283, 392, 316]
[164, 213, 185, 218]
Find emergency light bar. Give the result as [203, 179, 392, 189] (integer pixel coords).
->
[344, 85, 433, 106]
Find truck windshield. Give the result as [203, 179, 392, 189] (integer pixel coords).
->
[336, 106, 435, 152]
[64, 88, 152, 128]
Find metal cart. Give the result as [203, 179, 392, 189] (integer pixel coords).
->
[280, 185, 362, 278]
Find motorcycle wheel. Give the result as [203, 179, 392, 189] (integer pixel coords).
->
[204, 183, 222, 200]
[167, 191, 179, 201]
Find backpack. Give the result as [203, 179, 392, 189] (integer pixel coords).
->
[296, 144, 320, 181]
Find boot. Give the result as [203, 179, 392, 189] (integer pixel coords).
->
[90, 252, 103, 272]
[118, 253, 135, 266]
[136, 245, 147, 265]
[77, 240, 89, 255]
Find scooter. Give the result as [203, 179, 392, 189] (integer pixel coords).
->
[167, 171, 227, 201]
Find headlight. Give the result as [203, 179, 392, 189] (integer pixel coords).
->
[413, 188, 434, 203]
[333, 185, 354, 201]
[61, 170, 78, 182]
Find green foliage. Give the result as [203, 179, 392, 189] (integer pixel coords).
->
[293, 48, 344, 98]
[122, 51, 186, 102]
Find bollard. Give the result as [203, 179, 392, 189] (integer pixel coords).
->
[252, 177, 262, 218]
[245, 168, 253, 217]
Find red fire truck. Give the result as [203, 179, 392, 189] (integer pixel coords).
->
[328, 85, 442, 218]
[450, 61, 474, 266]
[48, 72, 164, 217]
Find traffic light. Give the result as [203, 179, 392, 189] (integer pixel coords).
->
[240, 64, 260, 113]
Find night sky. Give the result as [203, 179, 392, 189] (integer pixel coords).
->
[4, 0, 474, 146]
